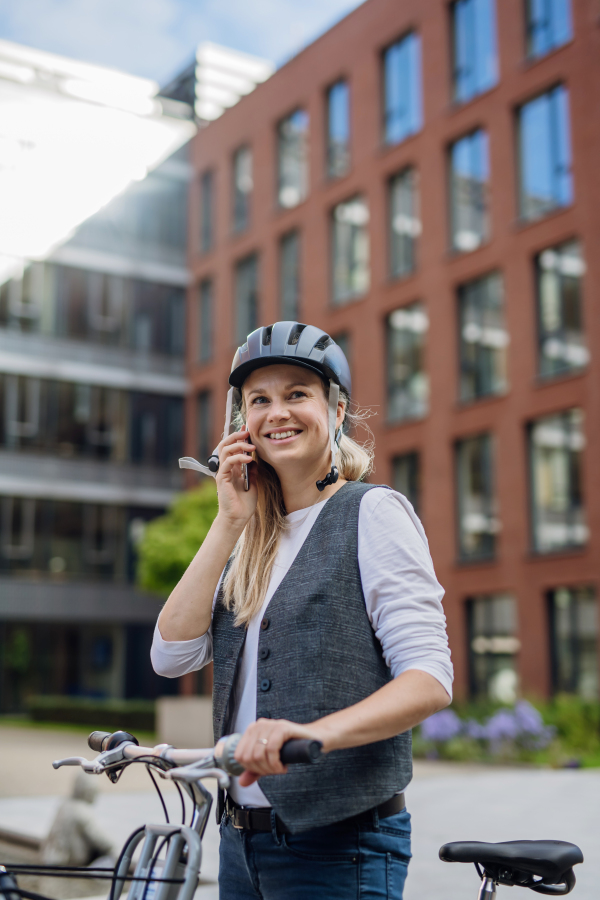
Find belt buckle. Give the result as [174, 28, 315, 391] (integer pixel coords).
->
[233, 808, 251, 830]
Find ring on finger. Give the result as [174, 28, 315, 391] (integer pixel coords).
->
[258, 738, 268, 746]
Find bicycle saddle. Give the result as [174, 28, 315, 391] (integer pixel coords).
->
[439, 841, 583, 895]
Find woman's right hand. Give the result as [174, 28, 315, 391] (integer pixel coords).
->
[215, 428, 258, 531]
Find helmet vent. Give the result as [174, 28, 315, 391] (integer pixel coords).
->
[288, 323, 306, 345]
[262, 325, 273, 346]
[314, 335, 333, 351]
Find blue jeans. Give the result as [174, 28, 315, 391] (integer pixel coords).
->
[218, 806, 411, 899]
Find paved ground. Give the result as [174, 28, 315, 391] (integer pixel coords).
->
[0, 725, 598, 900]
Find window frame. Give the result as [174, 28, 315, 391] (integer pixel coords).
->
[382, 31, 423, 147]
[199, 169, 215, 255]
[455, 431, 497, 562]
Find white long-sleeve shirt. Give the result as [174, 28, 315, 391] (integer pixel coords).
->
[151, 487, 453, 806]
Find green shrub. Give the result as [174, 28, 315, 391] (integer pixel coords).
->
[137, 480, 219, 596]
[26, 695, 155, 732]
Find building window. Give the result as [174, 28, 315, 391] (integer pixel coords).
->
[197, 279, 213, 363]
[1, 498, 36, 561]
[232, 146, 252, 233]
[526, 0, 572, 59]
[389, 168, 420, 279]
[383, 32, 422, 145]
[235, 254, 259, 344]
[387, 303, 429, 423]
[467, 593, 520, 702]
[452, 0, 498, 103]
[332, 196, 370, 305]
[518, 85, 572, 221]
[279, 231, 300, 320]
[199, 170, 214, 254]
[278, 110, 309, 209]
[450, 129, 490, 252]
[5, 375, 40, 448]
[197, 390, 212, 462]
[392, 451, 420, 514]
[458, 272, 508, 402]
[529, 409, 587, 553]
[327, 80, 350, 179]
[536, 240, 588, 378]
[456, 433, 497, 561]
[549, 586, 597, 698]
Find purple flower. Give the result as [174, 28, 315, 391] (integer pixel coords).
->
[514, 701, 545, 735]
[484, 709, 519, 742]
[421, 709, 463, 742]
[465, 719, 486, 740]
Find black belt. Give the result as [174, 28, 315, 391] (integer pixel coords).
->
[225, 792, 406, 833]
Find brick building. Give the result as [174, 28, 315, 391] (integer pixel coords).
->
[186, 0, 600, 701]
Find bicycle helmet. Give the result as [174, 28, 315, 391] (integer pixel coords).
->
[180, 322, 351, 491]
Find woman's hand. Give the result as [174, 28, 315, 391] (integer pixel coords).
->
[215, 427, 258, 531]
[234, 717, 322, 786]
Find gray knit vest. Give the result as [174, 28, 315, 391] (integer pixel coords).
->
[212, 481, 413, 833]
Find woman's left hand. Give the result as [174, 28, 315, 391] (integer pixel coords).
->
[234, 717, 322, 786]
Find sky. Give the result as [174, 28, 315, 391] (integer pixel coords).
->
[0, 0, 365, 86]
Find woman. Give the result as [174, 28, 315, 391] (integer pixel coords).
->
[152, 322, 453, 900]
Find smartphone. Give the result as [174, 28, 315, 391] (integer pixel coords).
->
[242, 425, 251, 491]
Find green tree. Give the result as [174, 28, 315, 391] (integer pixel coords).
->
[137, 481, 219, 596]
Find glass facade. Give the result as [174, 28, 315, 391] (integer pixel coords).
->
[452, 0, 498, 103]
[519, 85, 573, 221]
[197, 390, 212, 462]
[197, 279, 213, 363]
[537, 240, 588, 378]
[232, 146, 253, 233]
[0, 496, 162, 581]
[458, 272, 508, 402]
[279, 231, 300, 321]
[456, 433, 497, 561]
[549, 586, 597, 698]
[332, 196, 370, 305]
[64, 158, 188, 268]
[467, 593, 520, 701]
[389, 168, 420, 279]
[383, 33, 422, 145]
[387, 303, 429, 423]
[327, 81, 351, 179]
[200, 170, 214, 253]
[235, 254, 259, 344]
[392, 451, 420, 514]
[278, 110, 309, 209]
[0, 374, 183, 466]
[450, 130, 490, 252]
[526, 0, 572, 59]
[530, 409, 587, 553]
[0, 263, 185, 356]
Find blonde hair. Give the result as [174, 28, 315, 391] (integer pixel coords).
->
[222, 387, 374, 626]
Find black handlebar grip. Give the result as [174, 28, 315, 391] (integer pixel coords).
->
[280, 739, 323, 764]
[88, 730, 139, 753]
[88, 731, 112, 752]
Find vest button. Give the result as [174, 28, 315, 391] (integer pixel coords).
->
[260, 679, 271, 692]
[259, 647, 270, 660]
[260, 617, 270, 630]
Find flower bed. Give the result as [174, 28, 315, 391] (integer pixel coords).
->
[414, 696, 600, 767]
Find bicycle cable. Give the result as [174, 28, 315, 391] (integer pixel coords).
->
[146, 765, 169, 824]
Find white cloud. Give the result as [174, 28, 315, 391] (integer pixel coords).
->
[0, 0, 364, 83]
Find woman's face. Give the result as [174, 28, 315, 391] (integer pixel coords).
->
[243, 364, 337, 475]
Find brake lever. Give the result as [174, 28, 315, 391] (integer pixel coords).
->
[53, 744, 129, 773]
[167, 764, 230, 790]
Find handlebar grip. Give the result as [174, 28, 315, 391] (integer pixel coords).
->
[88, 731, 112, 752]
[280, 739, 322, 765]
[88, 730, 139, 753]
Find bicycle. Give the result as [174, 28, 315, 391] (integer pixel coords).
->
[0, 729, 584, 900]
[0, 729, 320, 900]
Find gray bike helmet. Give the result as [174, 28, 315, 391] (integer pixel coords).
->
[180, 322, 351, 491]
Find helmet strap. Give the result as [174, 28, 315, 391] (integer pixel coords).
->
[179, 387, 236, 478]
[316, 382, 340, 493]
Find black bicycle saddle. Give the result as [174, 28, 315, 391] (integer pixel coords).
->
[439, 841, 583, 895]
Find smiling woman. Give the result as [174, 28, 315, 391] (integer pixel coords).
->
[151, 321, 453, 900]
